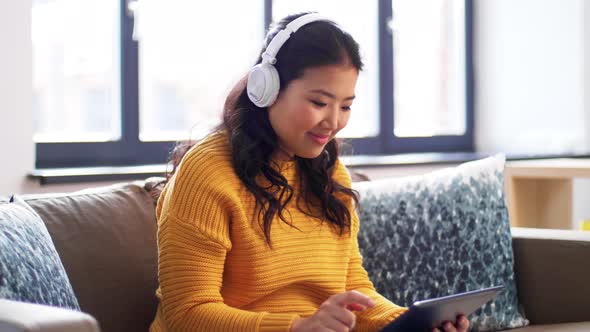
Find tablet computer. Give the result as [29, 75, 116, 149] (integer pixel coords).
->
[380, 285, 504, 332]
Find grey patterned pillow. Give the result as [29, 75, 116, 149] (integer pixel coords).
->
[353, 155, 528, 331]
[0, 195, 79, 310]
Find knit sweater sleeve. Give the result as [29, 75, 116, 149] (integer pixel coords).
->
[332, 160, 408, 332]
[156, 148, 299, 332]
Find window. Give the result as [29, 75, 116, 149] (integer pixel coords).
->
[33, 0, 121, 143]
[392, 0, 467, 138]
[136, 1, 264, 142]
[34, 0, 473, 168]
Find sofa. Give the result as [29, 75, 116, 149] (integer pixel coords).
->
[1, 177, 589, 332]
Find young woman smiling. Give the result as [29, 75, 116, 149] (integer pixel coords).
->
[149, 12, 469, 332]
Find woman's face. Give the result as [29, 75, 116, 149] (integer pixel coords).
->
[268, 63, 359, 159]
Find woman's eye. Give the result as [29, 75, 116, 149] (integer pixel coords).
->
[342, 106, 352, 112]
[311, 100, 327, 107]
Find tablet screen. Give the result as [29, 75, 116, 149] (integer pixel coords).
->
[380, 285, 504, 332]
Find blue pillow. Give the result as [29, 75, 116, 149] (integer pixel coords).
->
[353, 155, 528, 331]
[0, 195, 80, 310]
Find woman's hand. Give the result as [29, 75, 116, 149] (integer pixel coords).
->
[432, 315, 470, 332]
[290, 290, 375, 332]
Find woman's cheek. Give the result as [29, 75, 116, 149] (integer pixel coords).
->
[301, 107, 324, 127]
[338, 112, 351, 130]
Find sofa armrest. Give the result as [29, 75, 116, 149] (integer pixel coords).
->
[511, 227, 590, 325]
[0, 299, 100, 332]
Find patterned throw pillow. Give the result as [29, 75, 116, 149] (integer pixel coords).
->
[353, 155, 529, 331]
[0, 195, 79, 310]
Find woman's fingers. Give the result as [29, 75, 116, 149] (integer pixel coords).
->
[318, 291, 374, 331]
[319, 305, 357, 330]
[346, 302, 368, 311]
[442, 321, 458, 332]
[433, 315, 469, 332]
[295, 291, 374, 332]
[331, 290, 376, 309]
[441, 315, 470, 332]
[457, 315, 470, 331]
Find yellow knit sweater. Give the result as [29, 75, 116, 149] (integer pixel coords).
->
[149, 131, 406, 332]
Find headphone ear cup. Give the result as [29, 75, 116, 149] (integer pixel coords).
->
[247, 63, 280, 108]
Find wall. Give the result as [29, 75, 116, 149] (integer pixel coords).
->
[474, 0, 587, 155]
[475, 0, 590, 228]
[2, 1, 590, 226]
[575, 0, 590, 228]
[0, 0, 34, 194]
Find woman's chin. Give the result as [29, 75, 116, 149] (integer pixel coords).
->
[295, 149, 325, 160]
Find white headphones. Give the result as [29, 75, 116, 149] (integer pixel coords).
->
[247, 13, 331, 108]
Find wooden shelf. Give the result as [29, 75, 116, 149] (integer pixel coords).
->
[506, 158, 590, 178]
[505, 158, 590, 229]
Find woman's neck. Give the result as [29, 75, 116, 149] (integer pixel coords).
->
[272, 145, 295, 162]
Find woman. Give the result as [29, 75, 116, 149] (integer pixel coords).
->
[149, 12, 470, 332]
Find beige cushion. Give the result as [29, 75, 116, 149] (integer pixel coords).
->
[23, 183, 158, 332]
[508, 322, 590, 331]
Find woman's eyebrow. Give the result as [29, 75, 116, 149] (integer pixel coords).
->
[309, 89, 355, 101]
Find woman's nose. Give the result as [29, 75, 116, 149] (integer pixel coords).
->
[321, 105, 339, 129]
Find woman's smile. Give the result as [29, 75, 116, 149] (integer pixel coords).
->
[307, 132, 331, 145]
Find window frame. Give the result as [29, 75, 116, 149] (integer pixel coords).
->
[346, 0, 474, 156]
[36, 0, 171, 168]
[35, 0, 473, 169]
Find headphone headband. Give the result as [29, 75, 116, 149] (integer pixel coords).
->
[262, 13, 331, 65]
[247, 13, 333, 108]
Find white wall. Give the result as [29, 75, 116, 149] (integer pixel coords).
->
[475, 0, 587, 155]
[475, 0, 590, 228]
[0, 0, 34, 195]
[575, 1, 590, 229]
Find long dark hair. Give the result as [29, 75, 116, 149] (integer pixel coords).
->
[168, 12, 363, 246]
